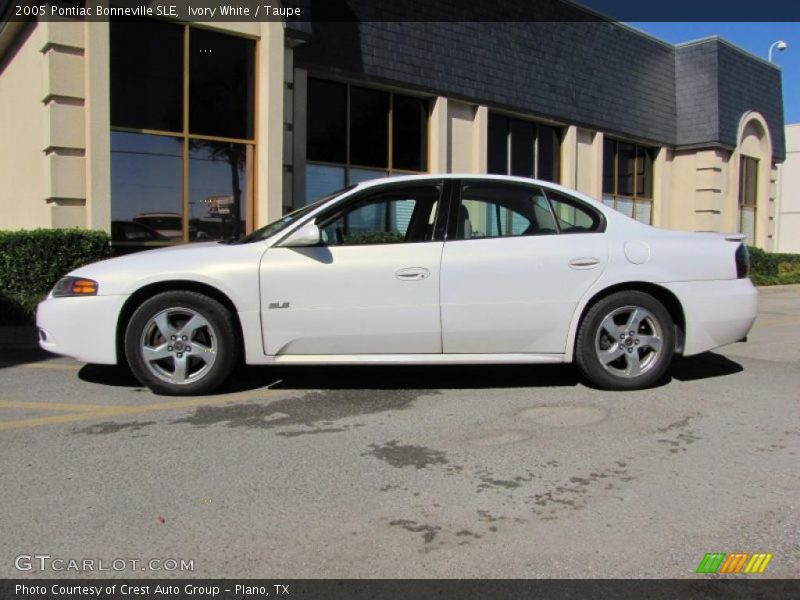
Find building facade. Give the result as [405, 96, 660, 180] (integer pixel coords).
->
[0, 2, 786, 252]
[777, 124, 800, 252]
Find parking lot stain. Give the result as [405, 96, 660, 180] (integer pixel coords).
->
[172, 389, 434, 431]
[365, 440, 448, 469]
[526, 463, 636, 519]
[389, 519, 441, 544]
[72, 421, 156, 435]
[656, 413, 702, 433]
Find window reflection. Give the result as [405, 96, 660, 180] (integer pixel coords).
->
[189, 142, 250, 241]
[110, 19, 183, 132]
[487, 115, 561, 182]
[110, 132, 183, 245]
[189, 28, 255, 140]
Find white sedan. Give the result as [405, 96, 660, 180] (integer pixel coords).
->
[37, 175, 757, 395]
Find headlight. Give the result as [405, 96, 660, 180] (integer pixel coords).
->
[52, 276, 99, 297]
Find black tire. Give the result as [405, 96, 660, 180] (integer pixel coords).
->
[124, 291, 239, 395]
[575, 291, 675, 390]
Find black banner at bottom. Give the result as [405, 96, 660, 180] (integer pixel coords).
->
[2, 579, 800, 600]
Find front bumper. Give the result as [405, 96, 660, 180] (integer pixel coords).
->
[36, 294, 128, 364]
[662, 278, 758, 356]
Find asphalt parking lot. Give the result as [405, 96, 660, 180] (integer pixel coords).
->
[0, 286, 798, 578]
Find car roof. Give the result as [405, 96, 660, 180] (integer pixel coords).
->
[350, 173, 608, 210]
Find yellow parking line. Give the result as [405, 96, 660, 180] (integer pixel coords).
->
[0, 386, 283, 432]
[0, 362, 82, 370]
[0, 400, 107, 412]
[23, 362, 83, 370]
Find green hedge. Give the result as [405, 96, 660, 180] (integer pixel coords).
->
[0, 229, 111, 325]
[748, 246, 800, 286]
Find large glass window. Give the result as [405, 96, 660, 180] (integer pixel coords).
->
[603, 138, 655, 224]
[188, 142, 251, 242]
[739, 156, 758, 246]
[189, 28, 255, 140]
[111, 133, 183, 246]
[305, 78, 430, 203]
[110, 20, 256, 248]
[110, 19, 183, 132]
[487, 114, 562, 182]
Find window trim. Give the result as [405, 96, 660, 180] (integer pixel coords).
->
[110, 22, 258, 245]
[305, 77, 431, 189]
[602, 138, 655, 224]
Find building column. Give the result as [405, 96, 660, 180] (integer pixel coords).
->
[84, 21, 110, 232]
[41, 21, 88, 229]
[561, 126, 578, 189]
[428, 96, 448, 173]
[255, 22, 285, 227]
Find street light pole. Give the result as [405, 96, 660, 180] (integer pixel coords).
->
[768, 40, 788, 63]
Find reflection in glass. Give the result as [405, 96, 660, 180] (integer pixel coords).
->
[307, 79, 347, 163]
[617, 142, 635, 196]
[537, 125, 560, 182]
[188, 141, 250, 241]
[110, 19, 183, 132]
[510, 119, 535, 178]
[616, 196, 634, 218]
[602, 140, 615, 195]
[350, 87, 389, 168]
[306, 164, 346, 203]
[349, 168, 388, 185]
[189, 28, 255, 140]
[636, 146, 654, 198]
[392, 94, 428, 171]
[634, 199, 652, 225]
[487, 114, 509, 175]
[111, 132, 183, 243]
[740, 207, 755, 246]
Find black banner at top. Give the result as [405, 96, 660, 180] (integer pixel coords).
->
[3, 0, 800, 22]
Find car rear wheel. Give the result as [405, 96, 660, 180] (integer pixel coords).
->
[125, 291, 238, 395]
[575, 291, 674, 390]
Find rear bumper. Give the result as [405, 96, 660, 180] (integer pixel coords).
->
[663, 279, 758, 356]
[36, 294, 127, 364]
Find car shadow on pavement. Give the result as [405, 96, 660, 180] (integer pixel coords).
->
[78, 351, 743, 395]
[78, 362, 583, 393]
[668, 351, 744, 382]
[0, 347, 57, 369]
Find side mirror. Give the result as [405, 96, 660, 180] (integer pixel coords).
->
[281, 222, 322, 247]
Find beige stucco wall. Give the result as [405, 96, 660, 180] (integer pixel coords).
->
[0, 26, 783, 249]
[0, 20, 284, 232]
[777, 124, 800, 252]
[0, 24, 48, 230]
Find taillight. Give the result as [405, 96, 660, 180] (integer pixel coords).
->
[735, 243, 750, 279]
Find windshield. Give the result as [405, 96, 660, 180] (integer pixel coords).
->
[233, 187, 353, 244]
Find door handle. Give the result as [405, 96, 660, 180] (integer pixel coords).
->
[395, 267, 430, 281]
[568, 257, 600, 269]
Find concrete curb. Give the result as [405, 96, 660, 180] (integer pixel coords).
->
[0, 326, 39, 350]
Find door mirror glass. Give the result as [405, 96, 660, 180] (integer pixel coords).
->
[281, 222, 321, 247]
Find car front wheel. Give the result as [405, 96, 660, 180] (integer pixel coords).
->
[124, 291, 239, 395]
[575, 291, 675, 390]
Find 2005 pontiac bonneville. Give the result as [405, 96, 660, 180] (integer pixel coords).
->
[37, 175, 757, 395]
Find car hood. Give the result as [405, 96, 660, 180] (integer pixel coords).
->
[65, 241, 266, 296]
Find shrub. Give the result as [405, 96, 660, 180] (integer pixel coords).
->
[747, 246, 800, 286]
[0, 229, 111, 325]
